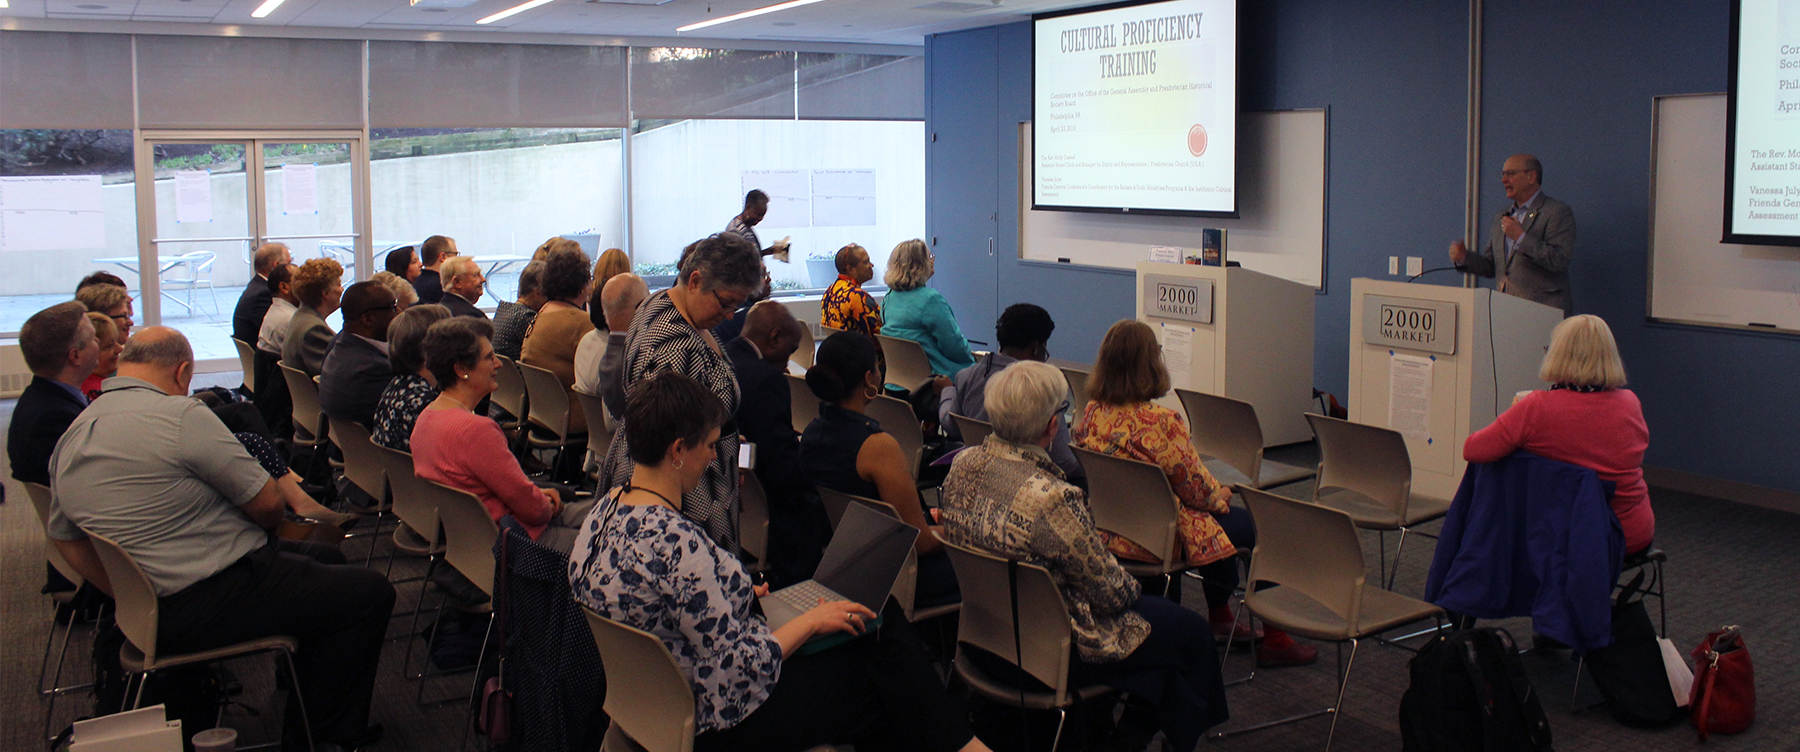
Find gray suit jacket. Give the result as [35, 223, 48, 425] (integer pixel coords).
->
[318, 332, 394, 428]
[282, 306, 335, 378]
[1458, 192, 1576, 315]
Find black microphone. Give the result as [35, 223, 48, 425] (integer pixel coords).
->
[1407, 266, 1462, 283]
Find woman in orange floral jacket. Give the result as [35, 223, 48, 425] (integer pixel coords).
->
[1075, 319, 1316, 668]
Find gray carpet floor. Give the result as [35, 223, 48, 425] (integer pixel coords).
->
[0, 379, 1790, 751]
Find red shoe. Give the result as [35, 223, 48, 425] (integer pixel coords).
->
[1255, 640, 1319, 667]
[1211, 618, 1261, 645]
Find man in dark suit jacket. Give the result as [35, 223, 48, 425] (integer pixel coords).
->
[439, 256, 489, 320]
[318, 282, 399, 429]
[412, 235, 456, 305]
[1451, 153, 1577, 316]
[231, 243, 290, 345]
[724, 301, 829, 586]
[7, 302, 98, 590]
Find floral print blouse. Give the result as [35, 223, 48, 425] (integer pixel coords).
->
[567, 492, 783, 734]
[821, 275, 882, 338]
[1074, 400, 1236, 567]
[371, 374, 437, 452]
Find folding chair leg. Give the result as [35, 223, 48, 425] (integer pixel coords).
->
[404, 557, 443, 685]
[1324, 638, 1361, 752]
[281, 649, 317, 752]
[460, 617, 498, 752]
[1387, 528, 1411, 590]
[1049, 708, 1068, 752]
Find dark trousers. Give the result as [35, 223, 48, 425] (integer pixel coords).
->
[1192, 504, 1256, 612]
[694, 601, 975, 752]
[156, 540, 396, 746]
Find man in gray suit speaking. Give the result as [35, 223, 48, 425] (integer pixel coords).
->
[1449, 154, 1576, 316]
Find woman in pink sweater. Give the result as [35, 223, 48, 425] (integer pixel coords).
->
[411, 317, 589, 553]
[1464, 315, 1654, 554]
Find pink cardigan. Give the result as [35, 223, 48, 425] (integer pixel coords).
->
[1464, 388, 1655, 553]
[411, 407, 553, 540]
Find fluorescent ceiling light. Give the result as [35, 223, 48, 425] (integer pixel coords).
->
[250, 0, 285, 18]
[477, 0, 556, 24]
[677, 0, 829, 32]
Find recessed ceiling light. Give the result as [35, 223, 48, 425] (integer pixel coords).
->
[250, 0, 285, 18]
[76, 3, 107, 8]
[773, 21, 795, 26]
[422, 7, 448, 11]
[478, 0, 556, 24]
[677, 0, 828, 32]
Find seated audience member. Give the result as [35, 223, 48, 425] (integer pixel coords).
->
[372, 304, 450, 452]
[940, 303, 1083, 482]
[801, 331, 957, 607]
[1076, 319, 1316, 667]
[282, 258, 344, 378]
[943, 360, 1230, 752]
[569, 372, 991, 752]
[880, 239, 975, 376]
[81, 312, 123, 401]
[233, 243, 291, 346]
[384, 245, 421, 282]
[10, 303, 97, 487]
[411, 317, 590, 553]
[1465, 314, 1655, 555]
[820, 243, 882, 338]
[726, 301, 831, 585]
[369, 270, 419, 312]
[318, 282, 400, 429]
[413, 235, 456, 304]
[593, 247, 631, 295]
[45, 327, 394, 751]
[521, 249, 595, 427]
[256, 263, 300, 355]
[531, 236, 581, 262]
[575, 272, 647, 419]
[75, 271, 127, 295]
[491, 260, 546, 360]
[438, 256, 488, 320]
[76, 281, 134, 340]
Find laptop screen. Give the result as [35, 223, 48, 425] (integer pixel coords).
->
[811, 501, 920, 610]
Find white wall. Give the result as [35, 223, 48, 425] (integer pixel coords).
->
[629, 119, 925, 288]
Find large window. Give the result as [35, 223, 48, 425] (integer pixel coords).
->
[629, 119, 925, 293]
[370, 127, 626, 306]
[0, 129, 138, 333]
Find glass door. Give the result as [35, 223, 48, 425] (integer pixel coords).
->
[135, 132, 367, 368]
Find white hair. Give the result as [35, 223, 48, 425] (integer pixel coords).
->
[984, 360, 1067, 445]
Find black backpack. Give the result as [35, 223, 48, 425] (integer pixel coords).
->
[1400, 627, 1554, 752]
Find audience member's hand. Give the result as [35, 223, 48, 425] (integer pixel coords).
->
[932, 375, 952, 391]
[542, 487, 563, 515]
[802, 599, 877, 639]
[753, 582, 771, 597]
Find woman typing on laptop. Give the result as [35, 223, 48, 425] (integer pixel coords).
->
[569, 372, 994, 752]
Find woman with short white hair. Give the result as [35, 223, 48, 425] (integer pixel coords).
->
[1465, 314, 1654, 553]
[940, 360, 1228, 752]
[879, 239, 975, 376]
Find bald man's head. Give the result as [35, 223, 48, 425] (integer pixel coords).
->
[600, 273, 649, 332]
[117, 326, 195, 395]
[744, 300, 802, 364]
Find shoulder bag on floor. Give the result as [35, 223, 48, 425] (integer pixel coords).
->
[1689, 625, 1753, 740]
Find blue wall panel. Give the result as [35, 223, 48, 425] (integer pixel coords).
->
[928, 0, 1799, 492]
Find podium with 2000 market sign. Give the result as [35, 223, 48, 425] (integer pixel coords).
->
[1347, 278, 1564, 500]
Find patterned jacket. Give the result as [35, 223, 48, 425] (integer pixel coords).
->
[940, 437, 1149, 663]
[1075, 401, 1236, 567]
[821, 275, 882, 338]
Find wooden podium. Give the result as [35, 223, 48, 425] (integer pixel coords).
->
[1347, 278, 1564, 500]
[1136, 262, 1315, 447]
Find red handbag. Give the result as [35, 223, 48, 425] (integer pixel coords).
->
[1688, 625, 1754, 740]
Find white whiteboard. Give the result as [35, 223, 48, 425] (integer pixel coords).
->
[1650, 94, 1800, 332]
[1018, 109, 1326, 289]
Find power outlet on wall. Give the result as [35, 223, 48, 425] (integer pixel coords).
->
[1388, 256, 1399, 275]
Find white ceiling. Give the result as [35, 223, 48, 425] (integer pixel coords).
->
[0, 0, 1092, 47]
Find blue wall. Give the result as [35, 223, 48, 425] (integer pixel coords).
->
[927, 0, 1800, 492]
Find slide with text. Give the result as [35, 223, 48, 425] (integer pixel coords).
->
[1730, 0, 1800, 241]
[1033, 0, 1238, 215]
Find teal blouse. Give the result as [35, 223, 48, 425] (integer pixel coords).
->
[880, 285, 976, 375]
